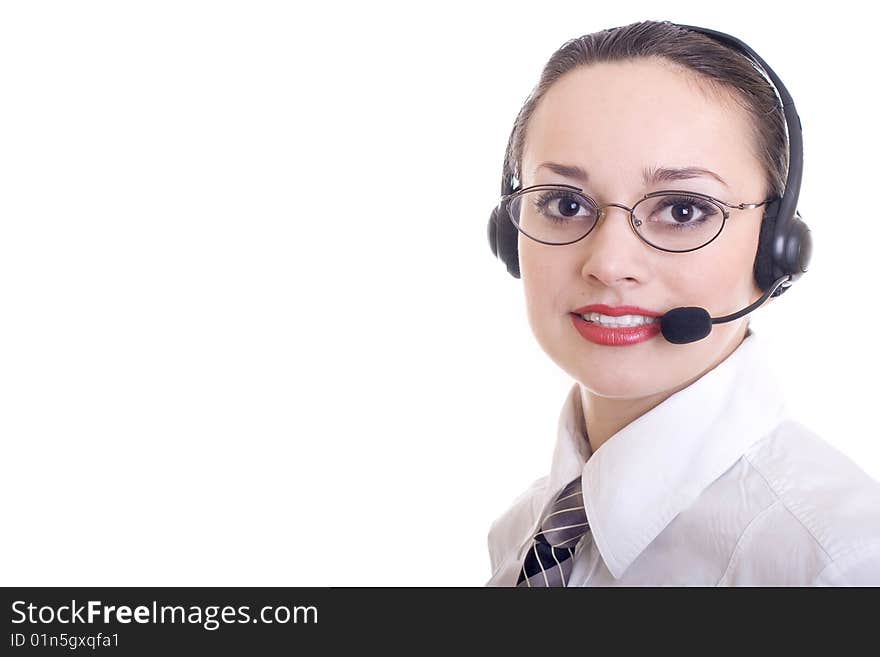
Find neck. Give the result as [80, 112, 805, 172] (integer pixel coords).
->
[578, 324, 750, 455]
[578, 387, 676, 455]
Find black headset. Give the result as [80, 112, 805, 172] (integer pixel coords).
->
[487, 22, 812, 297]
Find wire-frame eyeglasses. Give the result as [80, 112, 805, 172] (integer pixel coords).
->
[503, 183, 776, 253]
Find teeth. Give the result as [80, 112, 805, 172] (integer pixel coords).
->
[580, 312, 657, 327]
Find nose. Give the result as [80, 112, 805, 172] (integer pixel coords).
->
[579, 203, 648, 288]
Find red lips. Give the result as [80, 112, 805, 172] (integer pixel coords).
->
[569, 304, 663, 346]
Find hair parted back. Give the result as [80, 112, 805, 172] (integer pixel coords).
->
[503, 20, 788, 200]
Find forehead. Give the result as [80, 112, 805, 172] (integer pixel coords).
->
[522, 58, 757, 190]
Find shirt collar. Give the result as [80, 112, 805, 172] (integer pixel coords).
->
[543, 330, 787, 579]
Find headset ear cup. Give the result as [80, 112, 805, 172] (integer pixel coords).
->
[753, 198, 780, 293]
[755, 202, 813, 298]
[488, 206, 500, 258]
[496, 204, 521, 278]
[786, 212, 812, 275]
[488, 201, 521, 278]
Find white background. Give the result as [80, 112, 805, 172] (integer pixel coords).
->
[1, 0, 876, 586]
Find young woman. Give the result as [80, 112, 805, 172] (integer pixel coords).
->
[485, 20, 880, 586]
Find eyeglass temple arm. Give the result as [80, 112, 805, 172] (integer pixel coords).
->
[719, 198, 775, 210]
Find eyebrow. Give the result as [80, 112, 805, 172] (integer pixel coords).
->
[535, 161, 730, 189]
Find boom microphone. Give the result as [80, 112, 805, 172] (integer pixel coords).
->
[660, 275, 791, 344]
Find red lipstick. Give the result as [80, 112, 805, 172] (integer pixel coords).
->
[569, 304, 662, 347]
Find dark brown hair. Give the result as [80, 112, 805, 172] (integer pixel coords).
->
[503, 20, 788, 199]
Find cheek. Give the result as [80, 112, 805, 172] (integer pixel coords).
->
[519, 240, 571, 334]
[675, 228, 762, 311]
[520, 237, 560, 292]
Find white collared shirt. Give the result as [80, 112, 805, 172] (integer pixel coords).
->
[486, 331, 880, 586]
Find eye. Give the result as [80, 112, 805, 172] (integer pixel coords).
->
[532, 190, 597, 223]
[646, 195, 719, 227]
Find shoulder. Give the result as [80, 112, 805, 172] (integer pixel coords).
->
[487, 475, 549, 575]
[742, 419, 880, 584]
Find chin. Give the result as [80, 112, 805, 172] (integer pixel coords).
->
[574, 368, 670, 400]
[544, 348, 663, 399]
[539, 331, 684, 398]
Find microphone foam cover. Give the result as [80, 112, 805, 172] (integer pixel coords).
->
[660, 307, 712, 344]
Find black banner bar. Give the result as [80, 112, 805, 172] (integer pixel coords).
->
[0, 586, 861, 653]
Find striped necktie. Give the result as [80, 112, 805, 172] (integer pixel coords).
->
[517, 475, 590, 587]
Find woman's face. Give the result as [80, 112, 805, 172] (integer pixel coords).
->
[519, 58, 768, 399]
